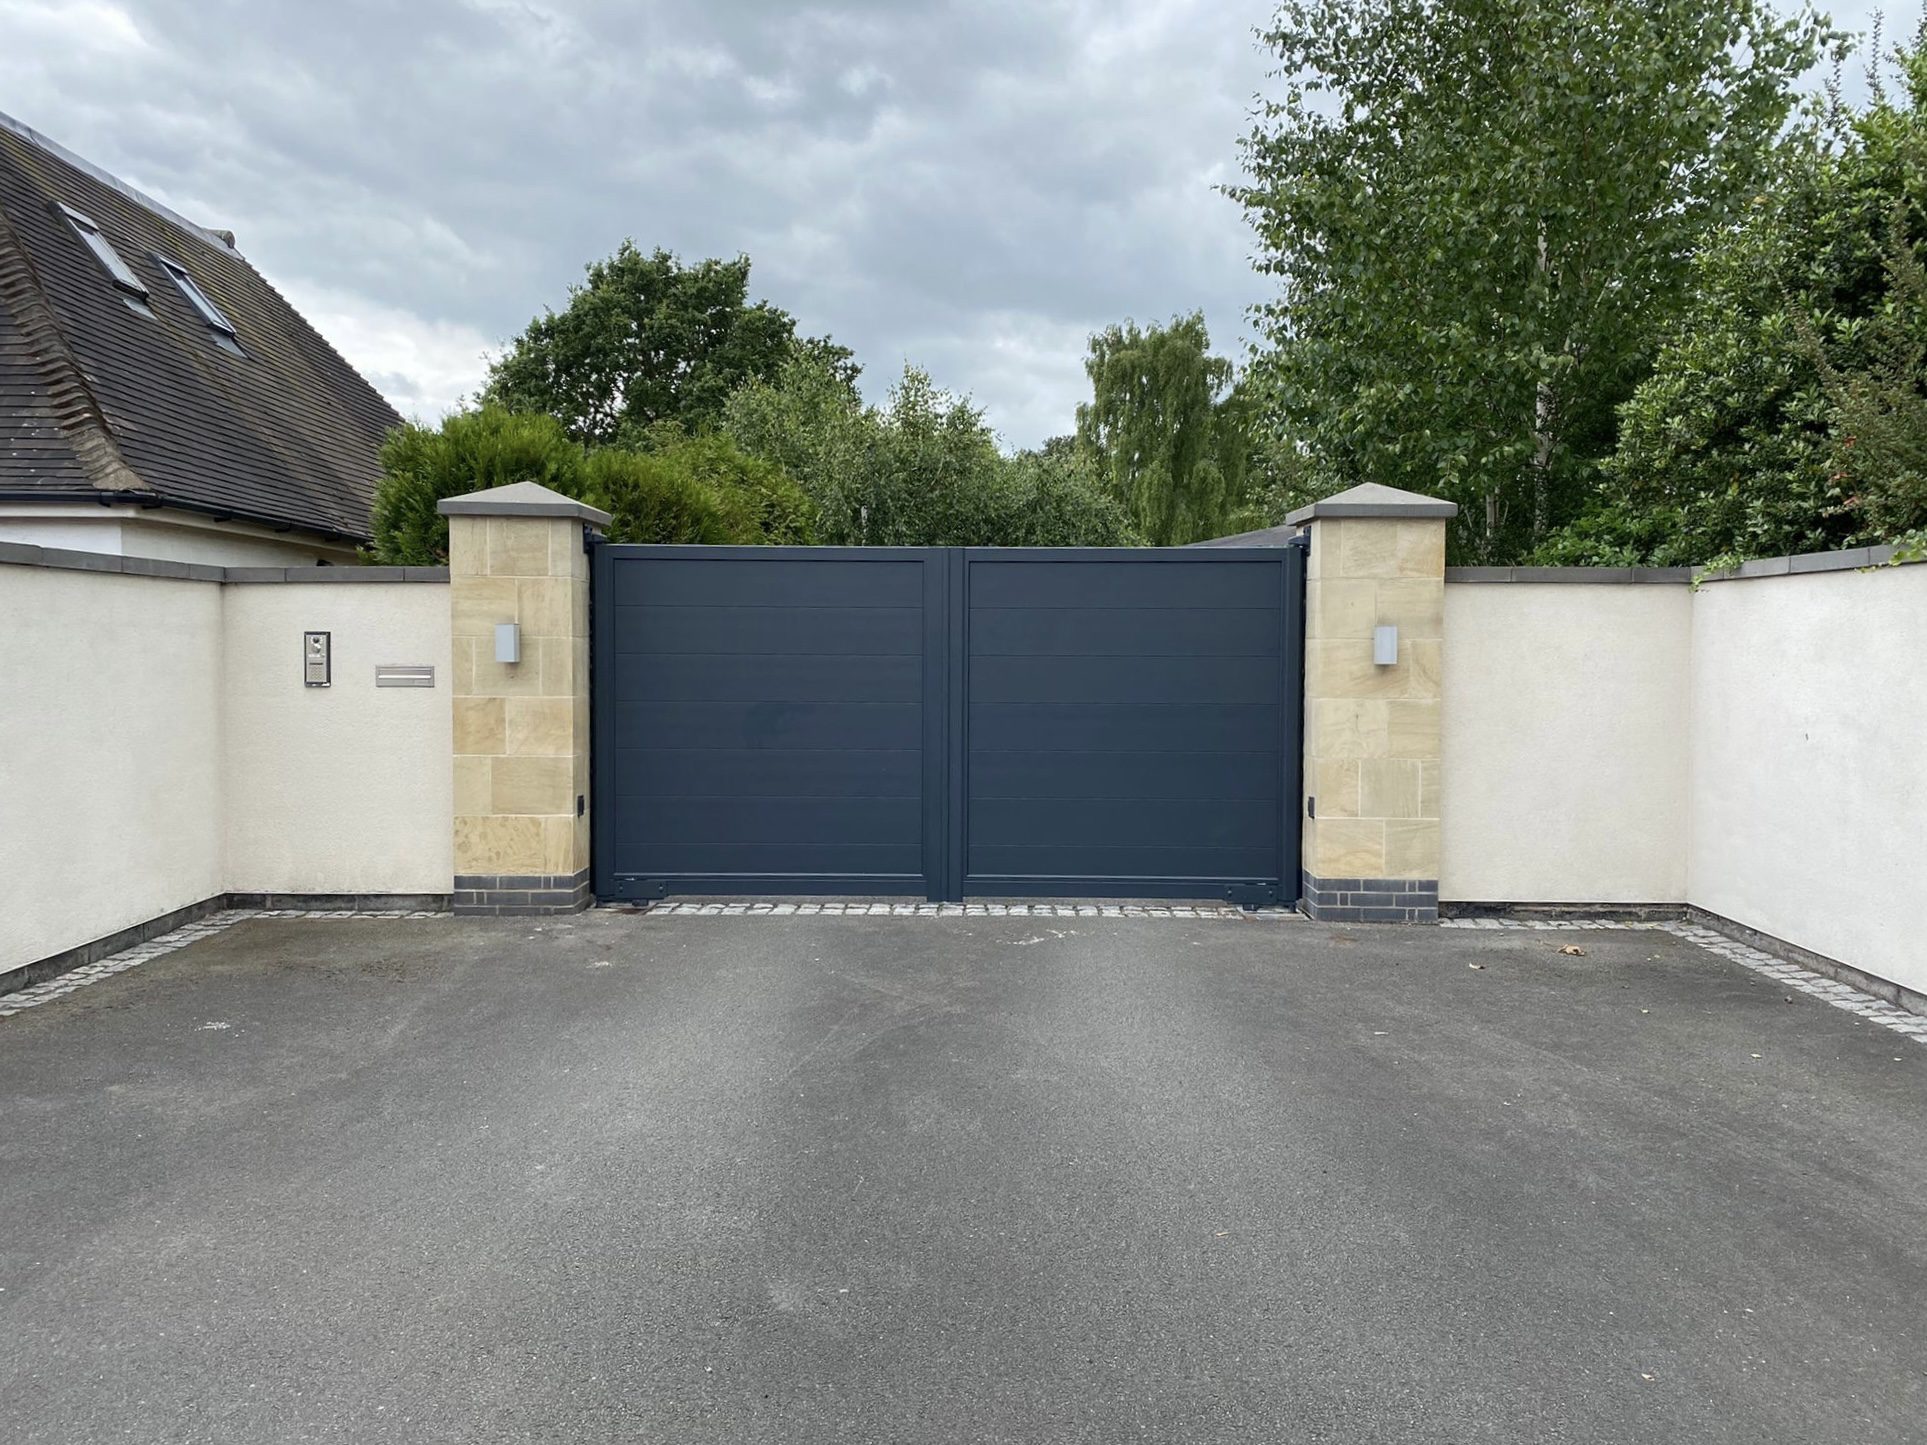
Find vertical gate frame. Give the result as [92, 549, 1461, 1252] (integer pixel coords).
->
[1281, 532, 1309, 909]
[589, 531, 616, 903]
[943, 547, 968, 903]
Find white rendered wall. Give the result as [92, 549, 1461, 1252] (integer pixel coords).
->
[0, 561, 452, 973]
[1441, 584, 1693, 903]
[221, 583, 452, 896]
[1688, 566, 1927, 996]
[0, 567, 226, 969]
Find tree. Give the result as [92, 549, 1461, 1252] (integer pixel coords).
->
[723, 352, 1137, 546]
[368, 408, 815, 563]
[1000, 446, 1141, 546]
[1234, 0, 1830, 562]
[1569, 35, 1927, 564]
[1813, 212, 1927, 546]
[584, 434, 816, 546]
[1074, 314, 1251, 544]
[370, 406, 585, 564]
[484, 244, 850, 446]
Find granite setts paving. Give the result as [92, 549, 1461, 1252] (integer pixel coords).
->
[1441, 915, 1927, 1046]
[0, 909, 444, 1017]
[5, 905, 1920, 1050]
[635, 900, 1298, 919]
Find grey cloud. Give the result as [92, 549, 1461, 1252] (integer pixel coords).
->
[0, 0, 1275, 441]
[12, 0, 1880, 445]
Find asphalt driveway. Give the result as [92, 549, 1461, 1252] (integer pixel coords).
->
[2, 911, 1922, 1443]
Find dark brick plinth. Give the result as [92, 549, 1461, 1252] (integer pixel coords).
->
[453, 871, 592, 916]
[1301, 873, 1439, 923]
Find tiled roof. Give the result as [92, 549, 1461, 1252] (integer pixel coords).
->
[0, 114, 402, 542]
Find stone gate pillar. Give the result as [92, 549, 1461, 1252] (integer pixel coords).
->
[1285, 483, 1458, 922]
[439, 482, 609, 915]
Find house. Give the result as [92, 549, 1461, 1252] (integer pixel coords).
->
[0, 112, 401, 565]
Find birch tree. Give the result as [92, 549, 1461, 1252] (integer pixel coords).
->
[1234, 0, 1830, 561]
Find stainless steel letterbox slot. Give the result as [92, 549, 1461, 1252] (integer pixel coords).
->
[375, 665, 435, 688]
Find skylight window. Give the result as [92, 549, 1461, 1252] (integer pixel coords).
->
[155, 255, 235, 334]
[58, 203, 147, 298]
[154, 254, 243, 355]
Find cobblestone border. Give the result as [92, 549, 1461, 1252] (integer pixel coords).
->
[0, 908, 445, 1018]
[8, 903, 1918, 1053]
[631, 901, 1301, 919]
[1442, 916, 1927, 1046]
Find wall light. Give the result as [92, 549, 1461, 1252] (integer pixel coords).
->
[495, 622, 521, 664]
[1373, 624, 1398, 666]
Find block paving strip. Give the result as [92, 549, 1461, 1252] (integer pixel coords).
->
[1442, 916, 1927, 1047]
[0, 908, 444, 1018]
[633, 900, 1301, 920]
[5, 905, 1920, 1052]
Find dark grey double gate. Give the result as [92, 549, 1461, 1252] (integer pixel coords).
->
[591, 544, 1305, 904]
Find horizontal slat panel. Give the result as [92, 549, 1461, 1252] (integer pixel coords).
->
[618, 796, 921, 847]
[617, 748, 921, 800]
[969, 605, 1281, 657]
[615, 604, 923, 657]
[596, 546, 1294, 899]
[969, 703, 1279, 754]
[616, 701, 922, 751]
[967, 797, 1276, 851]
[969, 750, 1279, 802]
[967, 843, 1277, 880]
[967, 654, 1278, 705]
[614, 653, 921, 704]
[619, 843, 925, 877]
[612, 556, 927, 608]
[966, 559, 1281, 611]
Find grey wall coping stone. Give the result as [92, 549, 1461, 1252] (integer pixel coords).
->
[0, 543, 449, 585]
[1450, 544, 1919, 585]
[1285, 481, 1460, 526]
[438, 479, 611, 529]
[8, 533, 1908, 589]
[1698, 543, 1911, 583]
[283, 565, 410, 583]
[117, 555, 230, 581]
[1446, 566, 1693, 584]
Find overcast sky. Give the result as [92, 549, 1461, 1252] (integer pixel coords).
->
[0, 0, 1910, 450]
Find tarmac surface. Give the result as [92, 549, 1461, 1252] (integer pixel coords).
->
[2, 910, 1922, 1443]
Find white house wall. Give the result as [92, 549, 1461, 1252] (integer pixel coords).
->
[0, 505, 360, 567]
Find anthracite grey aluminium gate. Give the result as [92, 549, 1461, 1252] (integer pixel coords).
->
[591, 544, 1305, 904]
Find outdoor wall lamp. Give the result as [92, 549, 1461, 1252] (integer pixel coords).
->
[495, 622, 521, 664]
[1373, 624, 1398, 666]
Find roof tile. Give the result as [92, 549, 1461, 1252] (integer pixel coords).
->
[0, 117, 401, 542]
